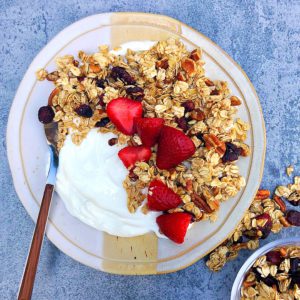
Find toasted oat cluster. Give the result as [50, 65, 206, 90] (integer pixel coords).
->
[241, 246, 300, 299]
[36, 39, 250, 223]
[207, 183, 300, 272]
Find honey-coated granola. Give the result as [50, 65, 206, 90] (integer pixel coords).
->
[37, 39, 250, 223]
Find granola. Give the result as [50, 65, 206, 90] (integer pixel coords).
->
[37, 39, 250, 240]
[241, 246, 300, 300]
[207, 177, 300, 271]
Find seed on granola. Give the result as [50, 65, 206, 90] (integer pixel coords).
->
[266, 251, 283, 265]
[96, 78, 107, 88]
[222, 142, 242, 163]
[181, 100, 195, 112]
[176, 117, 189, 132]
[95, 117, 110, 127]
[286, 210, 300, 226]
[75, 104, 93, 118]
[38, 106, 55, 124]
[126, 86, 144, 101]
[190, 109, 205, 121]
[111, 66, 135, 84]
[108, 137, 118, 146]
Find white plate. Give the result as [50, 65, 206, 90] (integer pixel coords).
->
[7, 12, 266, 275]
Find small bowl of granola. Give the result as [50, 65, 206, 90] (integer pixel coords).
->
[231, 237, 300, 300]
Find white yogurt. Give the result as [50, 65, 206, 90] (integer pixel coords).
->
[56, 129, 164, 237]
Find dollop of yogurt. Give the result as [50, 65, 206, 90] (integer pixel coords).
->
[56, 129, 163, 237]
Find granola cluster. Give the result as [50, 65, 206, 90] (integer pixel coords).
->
[207, 176, 300, 272]
[36, 39, 250, 221]
[241, 246, 300, 299]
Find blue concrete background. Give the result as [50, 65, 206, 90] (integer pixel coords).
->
[1, 0, 299, 299]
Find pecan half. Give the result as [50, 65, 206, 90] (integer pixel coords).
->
[273, 195, 286, 212]
[190, 109, 205, 121]
[204, 78, 214, 86]
[48, 87, 60, 106]
[190, 49, 202, 61]
[230, 96, 242, 106]
[255, 189, 270, 200]
[181, 58, 196, 76]
[191, 193, 213, 213]
[156, 58, 169, 69]
[89, 64, 101, 73]
[46, 71, 59, 82]
[279, 216, 291, 227]
[203, 134, 226, 156]
[176, 71, 186, 81]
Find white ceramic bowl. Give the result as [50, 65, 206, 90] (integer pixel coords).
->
[231, 237, 300, 299]
[7, 12, 266, 274]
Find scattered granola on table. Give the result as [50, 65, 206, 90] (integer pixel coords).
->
[37, 39, 251, 243]
[287, 165, 295, 177]
[241, 246, 300, 300]
[207, 179, 300, 272]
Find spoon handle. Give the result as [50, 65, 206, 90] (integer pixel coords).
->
[18, 184, 54, 300]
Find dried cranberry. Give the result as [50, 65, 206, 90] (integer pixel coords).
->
[256, 213, 272, 239]
[126, 86, 144, 101]
[77, 76, 85, 82]
[38, 106, 55, 124]
[290, 258, 300, 274]
[181, 100, 195, 112]
[260, 275, 277, 287]
[222, 142, 242, 163]
[108, 138, 118, 146]
[210, 89, 219, 95]
[111, 66, 135, 85]
[95, 117, 110, 127]
[286, 210, 300, 226]
[176, 117, 189, 132]
[266, 251, 283, 265]
[96, 79, 107, 88]
[75, 104, 93, 118]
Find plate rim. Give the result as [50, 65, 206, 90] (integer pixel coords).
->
[6, 12, 266, 274]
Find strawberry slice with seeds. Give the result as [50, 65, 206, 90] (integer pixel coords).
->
[118, 146, 151, 169]
[156, 125, 196, 170]
[156, 212, 192, 244]
[107, 97, 143, 135]
[134, 117, 165, 147]
[148, 179, 182, 211]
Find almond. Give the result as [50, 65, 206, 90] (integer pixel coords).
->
[230, 96, 242, 106]
[190, 49, 202, 61]
[181, 58, 196, 76]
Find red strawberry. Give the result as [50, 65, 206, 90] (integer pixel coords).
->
[156, 212, 192, 244]
[148, 180, 182, 211]
[156, 126, 196, 169]
[107, 97, 143, 135]
[134, 117, 164, 147]
[118, 146, 151, 169]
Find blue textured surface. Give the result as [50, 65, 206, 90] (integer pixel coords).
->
[1, 1, 300, 299]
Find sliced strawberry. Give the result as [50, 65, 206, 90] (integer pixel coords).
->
[156, 126, 196, 170]
[156, 212, 192, 244]
[134, 117, 165, 147]
[148, 179, 182, 211]
[107, 97, 143, 135]
[118, 146, 151, 169]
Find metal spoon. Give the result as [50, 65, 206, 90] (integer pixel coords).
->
[18, 122, 58, 300]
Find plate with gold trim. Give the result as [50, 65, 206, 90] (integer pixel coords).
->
[7, 12, 266, 274]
